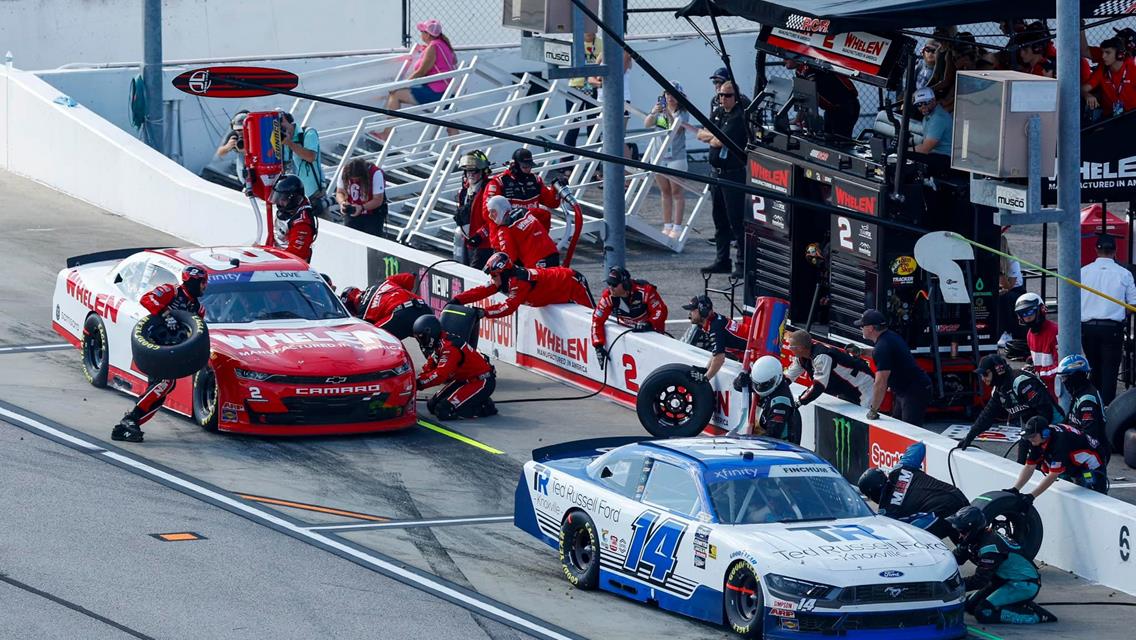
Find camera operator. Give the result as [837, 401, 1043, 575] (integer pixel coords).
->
[279, 111, 327, 219]
[216, 110, 249, 183]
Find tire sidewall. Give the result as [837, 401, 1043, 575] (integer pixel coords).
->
[131, 310, 211, 380]
[81, 314, 109, 388]
[636, 363, 715, 438]
[973, 491, 1043, 559]
[1124, 428, 1136, 469]
[559, 510, 600, 590]
[724, 561, 764, 638]
[192, 365, 220, 432]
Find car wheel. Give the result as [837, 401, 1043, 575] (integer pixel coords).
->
[724, 561, 764, 639]
[1105, 388, 1136, 456]
[559, 510, 600, 590]
[192, 365, 219, 432]
[81, 314, 109, 388]
[130, 310, 211, 380]
[973, 490, 1043, 559]
[1124, 428, 1136, 469]
[636, 363, 715, 438]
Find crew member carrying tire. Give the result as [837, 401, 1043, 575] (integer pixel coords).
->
[948, 506, 1057, 625]
[682, 295, 750, 383]
[339, 272, 432, 340]
[1015, 293, 1059, 395]
[1010, 416, 1109, 496]
[271, 174, 318, 264]
[960, 354, 1062, 462]
[591, 267, 668, 369]
[858, 442, 969, 541]
[112, 265, 209, 443]
[485, 195, 560, 268]
[484, 148, 562, 231]
[451, 252, 593, 319]
[1054, 354, 1108, 456]
[413, 315, 497, 420]
[731, 355, 800, 442]
[784, 329, 874, 407]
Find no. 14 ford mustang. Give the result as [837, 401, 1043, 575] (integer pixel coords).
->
[52, 246, 416, 435]
[515, 437, 966, 639]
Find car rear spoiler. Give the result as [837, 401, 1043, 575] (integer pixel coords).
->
[66, 247, 169, 268]
[532, 436, 653, 463]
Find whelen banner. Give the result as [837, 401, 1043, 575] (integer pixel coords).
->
[766, 28, 892, 75]
[1046, 110, 1136, 203]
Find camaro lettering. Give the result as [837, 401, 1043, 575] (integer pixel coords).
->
[295, 384, 383, 395]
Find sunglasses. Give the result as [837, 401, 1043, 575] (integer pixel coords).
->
[718, 92, 736, 98]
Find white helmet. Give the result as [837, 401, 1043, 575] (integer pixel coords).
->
[487, 195, 512, 225]
[751, 355, 784, 397]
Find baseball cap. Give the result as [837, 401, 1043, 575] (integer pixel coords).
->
[913, 87, 936, 105]
[709, 67, 729, 81]
[416, 19, 443, 37]
[682, 295, 713, 313]
[1096, 233, 1117, 250]
[853, 309, 888, 327]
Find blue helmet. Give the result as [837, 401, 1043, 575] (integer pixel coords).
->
[1055, 354, 1091, 376]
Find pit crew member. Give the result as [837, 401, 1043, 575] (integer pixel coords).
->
[271, 174, 318, 263]
[1009, 416, 1109, 497]
[590, 267, 667, 369]
[948, 506, 1056, 625]
[111, 265, 208, 443]
[683, 295, 750, 382]
[454, 150, 493, 268]
[412, 314, 497, 419]
[1015, 292, 1059, 394]
[784, 329, 874, 407]
[1054, 354, 1107, 454]
[731, 355, 800, 442]
[485, 195, 560, 268]
[484, 147, 562, 231]
[450, 252, 593, 319]
[858, 442, 969, 541]
[339, 272, 432, 340]
[960, 354, 1062, 462]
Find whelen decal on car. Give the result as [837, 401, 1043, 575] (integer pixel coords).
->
[212, 329, 397, 352]
[65, 271, 125, 322]
[295, 384, 385, 396]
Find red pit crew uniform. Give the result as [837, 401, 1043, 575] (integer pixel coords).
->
[590, 281, 668, 347]
[484, 167, 561, 231]
[128, 284, 206, 426]
[277, 200, 318, 263]
[453, 267, 593, 319]
[355, 273, 431, 340]
[494, 209, 560, 268]
[1026, 319, 1059, 394]
[417, 334, 496, 419]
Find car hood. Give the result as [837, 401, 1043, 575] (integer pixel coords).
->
[734, 516, 952, 576]
[208, 320, 407, 375]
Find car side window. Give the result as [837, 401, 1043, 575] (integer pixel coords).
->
[641, 460, 701, 517]
[592, 450, 648, 498]
[111, 257, 148, 298]
[141, 263, 179, 293]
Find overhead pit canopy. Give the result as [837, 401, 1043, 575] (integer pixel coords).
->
[677, 0, 1136, 33]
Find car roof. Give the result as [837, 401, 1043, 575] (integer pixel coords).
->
[149, 247, 311, 273]
[640, 437, 827, 475]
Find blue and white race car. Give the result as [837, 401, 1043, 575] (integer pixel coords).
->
[514, 436, 966, 639]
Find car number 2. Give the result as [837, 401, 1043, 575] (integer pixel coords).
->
[623, 511, 687, 582]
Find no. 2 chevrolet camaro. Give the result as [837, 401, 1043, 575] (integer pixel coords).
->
[515, 436, 966, 639]
[52, 246, 417, 435]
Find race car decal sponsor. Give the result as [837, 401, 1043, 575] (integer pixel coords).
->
[65, 271, 125, 322]
[212, 328, 399, 354]
[623, 510, 687, 585]
[206, 271, 254, 283]
[776, 524, 948, 562]
[770, 597, 798, 618]
[768, 464, 841, 477]
[889, 468, 914, 507]
[693, 525, 711, 569]
[222, 402, 244, 413]
[55, 304, 81, 333]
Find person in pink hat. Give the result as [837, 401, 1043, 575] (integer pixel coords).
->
[380, 18, 457, 137]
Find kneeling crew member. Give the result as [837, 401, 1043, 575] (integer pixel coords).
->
[784, 329, 874, 407]
[948, 506, 1056, 625]
[961, 355, 1062, 462]
[591, 267, 668, 369]
[271, 174, 318, 264]
[858, 442, 969, 541]
[486, 195, 560, 268]
[339, 272, 431, 340]
[733, 355, 801, 443]
[413, 315, 497, 419]
[1010, 416, 1109, 497]
[112, 265, 209, 443]
[1054, 354, 1107, 455]
[451, 252, 593, 319]
[684, 295, 750, 382]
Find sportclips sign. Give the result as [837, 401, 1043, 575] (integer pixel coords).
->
[767, 28, 892, 76]
[815, 406, 919, 483]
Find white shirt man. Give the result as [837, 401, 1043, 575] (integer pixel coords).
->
[1079, 233, 1136, 404]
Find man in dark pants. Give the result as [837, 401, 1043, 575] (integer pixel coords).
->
[855, 309, 933, 426]
[1079, 234, 1136, 404]
[697, 80, 749, 278]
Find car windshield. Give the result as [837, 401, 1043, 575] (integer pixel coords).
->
[203, 278, 348, 324]
[708, 474, 872, 525]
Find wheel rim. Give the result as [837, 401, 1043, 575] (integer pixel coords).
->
[728, 571, 760, 621]
[655, 384, 694, 427]
[196, 368, 217, 418]
[83, 330, 104, 372]
[991, 513, 1018, 542]
[569, 526, 594, 572]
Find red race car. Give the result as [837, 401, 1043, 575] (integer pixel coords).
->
[52, 246, 417, 435]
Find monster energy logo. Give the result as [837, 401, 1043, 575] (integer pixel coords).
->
[832, 416, 854, 472]
[383, 256, 400, 278]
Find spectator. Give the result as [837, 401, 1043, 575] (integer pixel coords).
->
[484, 148, 563, 231]
[916, 41, 939, 90]
[644, 83, 693, 238]
[454, 150, 494, 268]
[564, 32, 602, 151]
[998, 234, 1028, 346]
[485, 195, 560, 269]
[384, 19, 457, 112]
[279, 111, 327, 219]
[1013, 24, 1055, 78]
[215, 110, 248, 183]
[708, 67, 729, 113]
[1080, 233, 1136, 404]
[912, 87, 952, 156]
[590, 267, 668, 369]
[784, 329, 874, 408]
[270, 174, 318, 263]
[855, 309, 933, 426]
[697, 80, 749, 277]
[1083, 38, 1136, 118]
[335, 158, 387, 237]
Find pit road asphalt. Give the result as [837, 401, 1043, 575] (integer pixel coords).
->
[0, 170, 1133, 639]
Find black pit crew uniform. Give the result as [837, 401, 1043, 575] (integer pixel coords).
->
[701, 312, 750, 360]
[786, 342, 874, 407]
[877, 466, 969, 541]
[962, 370, 1062, 461]
[757, 376, 801, 444]
[1024, 424, 1109, 494]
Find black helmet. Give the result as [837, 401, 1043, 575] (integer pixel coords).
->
[857, 468, 888, 503]
[413, 314, 443, 353]
[946, 505, 988, 539]
[605, 266, 632, 291]
[512, 147, 534, 169]
[976, 354, 1011, 386]
[271, 175, 306, 219]
[181, 264, 208, 297]
[339, 286, 363, 316]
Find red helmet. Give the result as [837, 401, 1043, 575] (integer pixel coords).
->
[339, 286, 363, 315]
[181, 264, 208, 297]
[483, 252, 514, 277]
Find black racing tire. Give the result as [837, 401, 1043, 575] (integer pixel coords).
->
[192, 365, 219, 432]
[1124, 429, 1136, 469]
[973, 490, 1043, 560]
[559, 510, 600, 590]
[81, 314, 109, 388]
[724, 561, 764, 639]
[1106, 388, 1136, 455]
[636, 363, 715, 438]
[130, 310, 211, 380]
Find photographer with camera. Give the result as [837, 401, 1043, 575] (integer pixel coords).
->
[279, 111, 327, 219]
[215, 110, 249, 183]
[335, 158, 387, 238]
